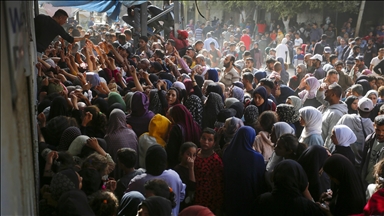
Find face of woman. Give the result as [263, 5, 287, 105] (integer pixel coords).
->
[330, 129, 338, 145]
[286, 98, 292, 105]
[166, 90, 177, 105]
[274, 141, 291, 157]
[181, 147, 197, 165]
[137, 206, 149, 216]
[351, 99, 358, 110]
[296, 66, 302, 73]
[304, 82, 311, 91]
[299, 115, 306, 127]
[368, 94, 378, 106]
[253, 93, 265, 106]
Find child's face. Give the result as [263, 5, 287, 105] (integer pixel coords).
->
[200, 133, 215, 151]
[181, 147, 197, 164]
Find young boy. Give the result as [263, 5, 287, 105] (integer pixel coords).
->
[293, 47, 305, 74]
[193, 128, 224, 214]
[114, 148, 145, 200]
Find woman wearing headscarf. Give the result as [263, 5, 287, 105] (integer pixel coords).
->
[244, 105, 259, 129]
[126, 92, 155, 137]
[107, 92, 126, 112]
[289, 63, 307, 90]
[295, 76, 322, 108]
[215, 117, 244, 157]
[40, 116, 79, 147]
[47, 96, 70, 121]
[331, 125, 356, 165]
[202, 92, 224, 129]
[205, 82, 225, 102]
[183, 79, 203, 127]
[224, 98, 239, 108]
[276, 104, 296, 130]
[298, 106, 324, 146]
[251, 86, 276, 114]
[51, 169, 94, 216]
[105, 109, 138, 180]
[275, 37, 288, 63]
[286, 96, 304, 138]
[249, 42, 263, 69]
[80, 105, 108, 138]
[57, 126, 81, 151]
[138, 114, 172, 168]
[179, 205, 215, 216]
[137, 196, 172, 216]
[229, 102, 244, 119]
[166, 104, 202, 169]
[126, 145, 185, 216]
[277, 57, 290, 84]
[253, 111, 277, 163]
[344, 95, 359, 114]
[223, 126, 266, 216]
[356, 79, 372, 96]
[229, 85, 244, 102]
[365, 89, 381, 121]
[148, 89, 165, 115]
[117, 191, 145, 216]
[321, 154, 365, 215]
[254, 71, 267, 87]
[256, 160, 325, 215]
[297, 145, 331, 202]
[206, 68, 219, 82]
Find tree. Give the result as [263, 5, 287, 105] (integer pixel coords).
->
[212, 1, 360, 29]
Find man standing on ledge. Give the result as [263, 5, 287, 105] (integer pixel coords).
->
[35, 9, 89, 56]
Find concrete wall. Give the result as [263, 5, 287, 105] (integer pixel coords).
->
[1, 1, 38, 215]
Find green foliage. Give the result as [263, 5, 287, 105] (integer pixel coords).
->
[211, 1, 360, 19]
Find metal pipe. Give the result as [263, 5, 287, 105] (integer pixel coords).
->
[147, 4, 174, 25]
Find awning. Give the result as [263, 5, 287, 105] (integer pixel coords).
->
[39, 0, 148, 21]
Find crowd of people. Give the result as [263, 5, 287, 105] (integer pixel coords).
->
[33, 8, 384, 216]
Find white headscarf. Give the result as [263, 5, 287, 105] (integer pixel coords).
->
[298, 77, 320, 104]
[299, 106, 322, 139]
[172, 81, 186, 90]
[274, 122, 295, 138]
[333, 125, 357, 147]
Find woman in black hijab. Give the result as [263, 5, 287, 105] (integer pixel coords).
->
[297, 145, 331, 202]
[321, 154, 365, 215]
[137, 196, 172, 216]
[229, 101, 244, 119]
[118, 191, 145, 216]
[344, 95, 358, 114]
[48, 96, 69, 121]
[256, 160, 325, 215]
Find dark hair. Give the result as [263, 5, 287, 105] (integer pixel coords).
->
[124, 29, 132, 36]
[266, 58, 276, 64]
[327, 69, 338, 76]
[375, 115, 384, 126]
[179, 142, 197, 155]
[367, 75, 377, 82]
[71, 29, 81, 37]
[83, 105, 107, 134]
[154, 49, 165, 59]
[194, 40, 204, 45]
[276, 134, 307, 160]
[82, 153, 109, 175]
[182, 55, 192, 66]
[258, 111, 277, 133]
[380, 104, 384, 115]
[352, 45, 360, 51]
[202, 127, 216, 136]
[144, 179, 176, 208]
[246, 57, 254, 63]
[117, 148, 137, 169]
[53, 9, 69, 18]
[243, 72, 254, 83]
[328, 83, 343, 98]
[330, 54, 338, 62]
[243, 51, 251, 57]
[260, 78, 275, 90]
[90, 191, 119, 216]
[167, 39, 176, 47]
[139, 35, 149, 43]
[118, 34, 126, 41]
[335, 60, 344, 67]
[210, 41, 215, 45]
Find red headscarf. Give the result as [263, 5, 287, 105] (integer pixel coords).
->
[169, 104, 201, 144]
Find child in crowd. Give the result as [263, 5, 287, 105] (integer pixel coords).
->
[194, 128, 224, 214]
[173, 142, 197, 211]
